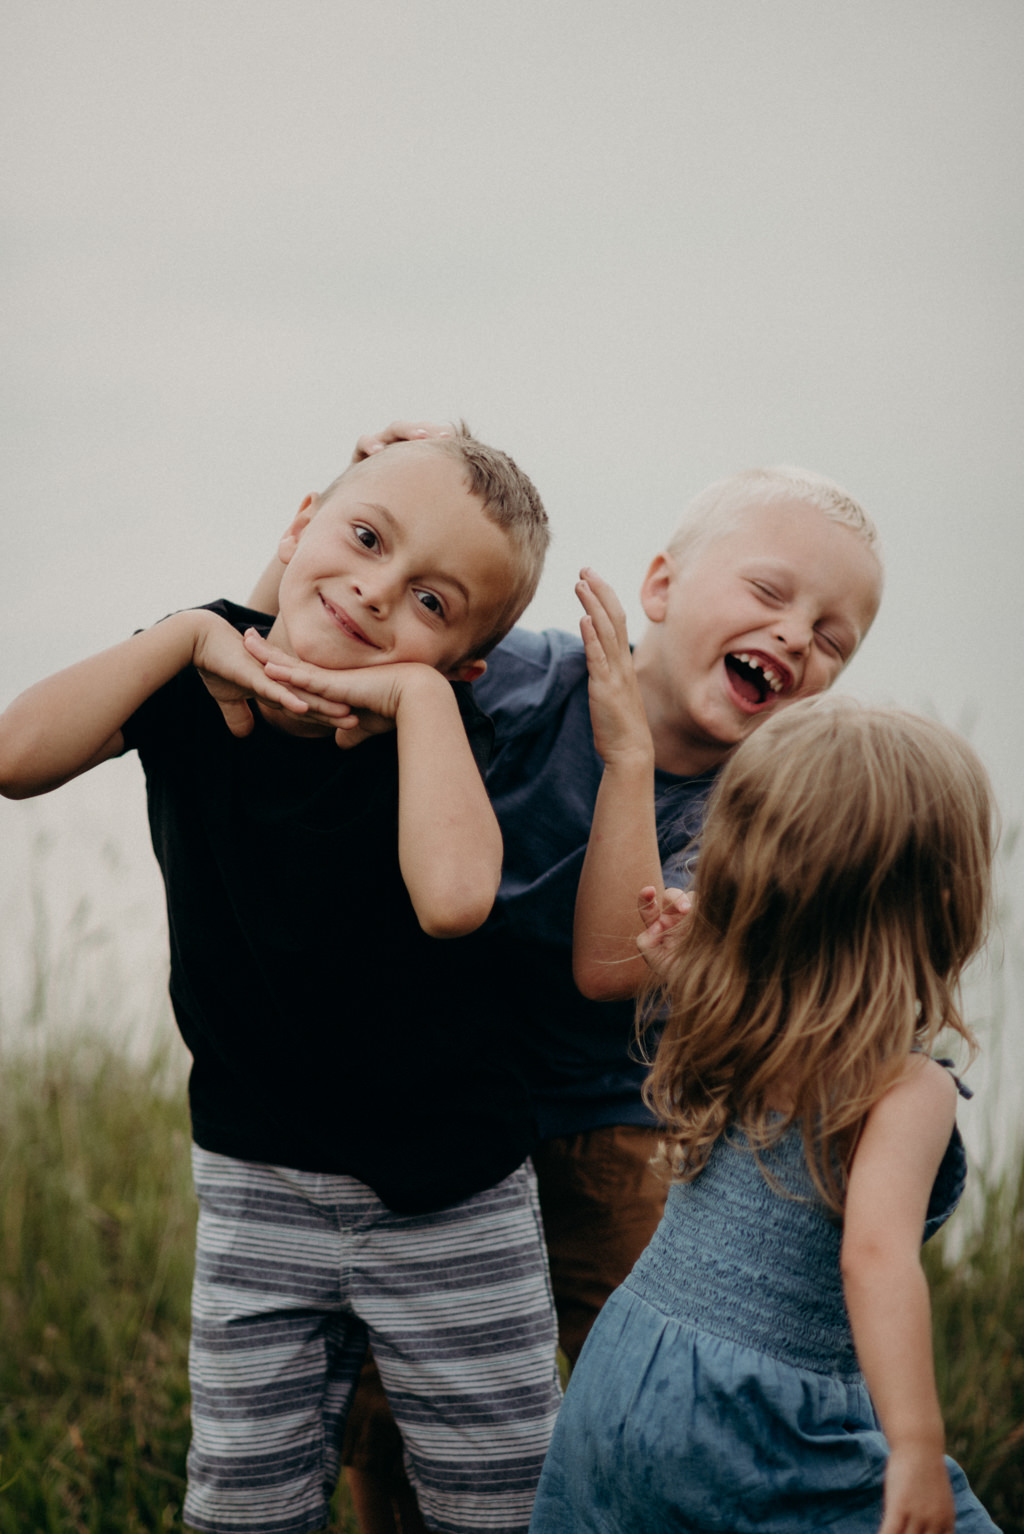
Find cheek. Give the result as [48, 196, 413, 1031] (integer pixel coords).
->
[800, 659, 841, 697]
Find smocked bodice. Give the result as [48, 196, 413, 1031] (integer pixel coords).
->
[624, 1120, 966, 1380]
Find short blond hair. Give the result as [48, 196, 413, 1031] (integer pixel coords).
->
[643, 696, 994, 1210]
[668, 465, 882, 570]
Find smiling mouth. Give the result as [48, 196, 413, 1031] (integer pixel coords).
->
[724, 652, 789, 705]
[320, 595, 379, 648]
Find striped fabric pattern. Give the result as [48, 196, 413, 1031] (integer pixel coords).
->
[185, 1146, 562, 1534]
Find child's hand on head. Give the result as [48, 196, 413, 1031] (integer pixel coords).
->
[635, 885, 692, 977]
[577, 568, 654, 767]
[351, 419, 453, 463]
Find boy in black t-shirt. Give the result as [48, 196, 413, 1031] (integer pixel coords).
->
[0, 429, 560, 1534]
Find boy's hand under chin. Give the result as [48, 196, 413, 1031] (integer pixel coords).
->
[192, 611, 351, 738]
[241, 629, 435, 749]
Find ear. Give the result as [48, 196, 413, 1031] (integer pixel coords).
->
[639, 552, 675, 624]
[278, 493, 318, 565]
[446, 657, 488, 683]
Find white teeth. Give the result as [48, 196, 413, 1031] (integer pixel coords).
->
[731, 653, 784, 694]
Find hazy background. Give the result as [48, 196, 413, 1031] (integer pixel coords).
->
[1, 2, 1021, 1147]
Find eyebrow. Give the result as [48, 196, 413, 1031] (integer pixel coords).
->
[357, 502, 471, 609]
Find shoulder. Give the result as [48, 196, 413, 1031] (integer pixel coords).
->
[855, 1057, 957, 1175]
[200, 598, 274, 638]
[873, 1054, 958, 1126]
[844, 1057, 959, 1249]
[473, 626, 588, 728]
[124, 599, 269, 750]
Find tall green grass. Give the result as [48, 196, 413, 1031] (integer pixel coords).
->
[0, 1035, 194, 1531]
[926, 1155, 1024, 1530]
[0, 893, 363, 1533]
[0, 901, 1021, 1531]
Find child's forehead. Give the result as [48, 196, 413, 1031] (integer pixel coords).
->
[341, 438, 462, 492]
[691, 497, 869, 566]
[685, 497, 882, 619]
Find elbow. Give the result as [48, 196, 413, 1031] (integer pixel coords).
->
[414, 881, 498, 940]
[840, 1232, 919, 1297]
[573, 957, 609, 999]
[573, 955, 635, 1001]
[0, 733, 42, 799]
[840, 1229, 884, 1287]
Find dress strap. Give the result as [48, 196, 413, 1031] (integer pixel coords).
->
[934, 1055, 974, 1100]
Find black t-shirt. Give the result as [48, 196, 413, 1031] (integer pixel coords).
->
[122, 600, 534, 1213]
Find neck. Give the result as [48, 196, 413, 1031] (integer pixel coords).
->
[633, 656, 729, 779]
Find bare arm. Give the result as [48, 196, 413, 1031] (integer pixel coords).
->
[248, 557, 285, 616]
[393, 668, 503, 938]
[239, 646, 502, 938]
[841, 1057, 958, 1534]
[573, 569, 663, 1000]
[0, 610, 314, 799]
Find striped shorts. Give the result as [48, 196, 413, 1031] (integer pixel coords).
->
[184, 1145, 562, 1534]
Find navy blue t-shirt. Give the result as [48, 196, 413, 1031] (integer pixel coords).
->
[473, 628, 716, 1138]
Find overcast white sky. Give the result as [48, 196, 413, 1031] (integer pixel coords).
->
[1, 3, 1022, 1113]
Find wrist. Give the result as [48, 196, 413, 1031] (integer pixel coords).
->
[602, 742, 656, 777]
[389, 663, 454, 712]
[182, 607, 232, 665]
[886, 1427, 946, 1459]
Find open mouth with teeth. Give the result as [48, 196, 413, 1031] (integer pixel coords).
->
[724, 652, 786, 706]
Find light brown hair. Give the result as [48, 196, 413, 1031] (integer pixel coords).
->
[361, 422, 549, 658]
[642, 696, 995, 1209]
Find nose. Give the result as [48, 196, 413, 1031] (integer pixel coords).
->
[774, 610, 812, 654]
[352, 572, 396, 616]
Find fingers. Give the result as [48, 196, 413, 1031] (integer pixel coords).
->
[351, 420, 453, 462]
[663, 887, 693, 922]
[576, 568, 631, 665]
[216, 698, 256, 738]
[637, 885, 661, 931]
[576, 567, 628, 634]
[333, 720, 377, 751]
[243, 632, 354, 719]
[635, 887, 693, 962]
[242, 629, 290, 665]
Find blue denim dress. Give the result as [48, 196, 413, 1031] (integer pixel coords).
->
[529, 1115, 998, 1533]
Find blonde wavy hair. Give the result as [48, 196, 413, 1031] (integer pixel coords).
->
[642, 696, 995, 1210]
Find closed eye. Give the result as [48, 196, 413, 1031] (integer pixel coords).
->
[815, 627, 845, 657]
[751, 581, 783, 604]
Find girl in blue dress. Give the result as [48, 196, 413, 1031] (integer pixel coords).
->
[530, 571, 1000, 1533]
